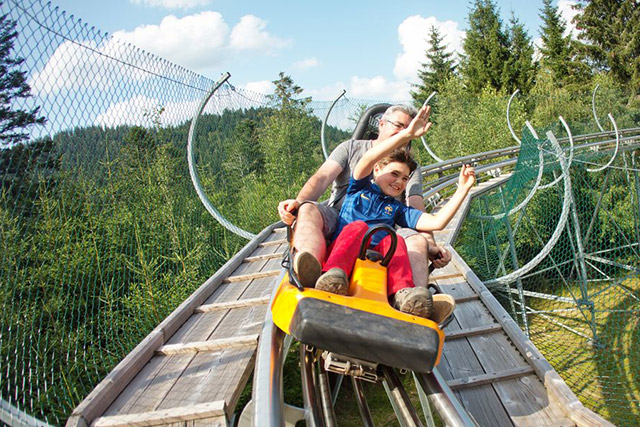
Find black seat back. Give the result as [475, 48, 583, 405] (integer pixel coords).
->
[351, 103, 391, 140]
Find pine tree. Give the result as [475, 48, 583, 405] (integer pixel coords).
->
[461, 0, 510, 93]
[538, 0, 571, 84]
[411, 25, 457, 104]
[574, 0, 640, 93]
[268, 71, 311, 110]
[538, 0, 591, 88]
[501, 15, 537, 94]
[0, 11, 46, 146]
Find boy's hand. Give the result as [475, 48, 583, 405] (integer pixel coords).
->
[458, 164, 476, 191]
[278, 199, 299, 225]
[406, 104, 433, 139]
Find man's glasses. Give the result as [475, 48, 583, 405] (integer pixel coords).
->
[384, 118, 409, 130]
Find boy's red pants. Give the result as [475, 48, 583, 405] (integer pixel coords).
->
[323, 221, 414, 296]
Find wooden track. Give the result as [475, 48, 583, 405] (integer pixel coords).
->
[69, 177, 611, 426]
[429, 177, 610, 427]
[67, 225, 288, 427]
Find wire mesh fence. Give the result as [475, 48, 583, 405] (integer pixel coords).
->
[454, 125, 640, 425]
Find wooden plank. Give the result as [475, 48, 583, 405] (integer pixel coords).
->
[195, 297, 270, 313]
[445, 323, 503, 340]
[93, 401, 226, 427]
[438, 314, 513, 426]
[155, 306, 265, 411]
[70, 224, 282, 425]
[259, 239, 287, 247]
[430, 272, 464, 281]
[243, 252, 284, 263]
[169, 274, 276, 347]
[152, 275, 276, 415]
[450, 250, 614, 426]
[447, 366, 535, 390]
[436, 273, 576, 426]
[68, 330, 165, 426]
[156, 335, 258, 356]
[222, 270, 280, 283]
[454, 295, 480, 304]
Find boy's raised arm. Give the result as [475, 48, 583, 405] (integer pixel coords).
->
[353, 105, 432, 180]
[415, 165, 476, 231]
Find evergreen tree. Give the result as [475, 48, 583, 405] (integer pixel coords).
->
[538, 0, 572, 84]
[461, 0, 510, 93]
[261, 72, 320, 184]
[574, 0, 640, 93]
[268, 71, 311, 110]
[0, 11, 45, 146]
[411, 25, 457, 104]
[501, 15, 537, 94]
[538, 0, 591, 88]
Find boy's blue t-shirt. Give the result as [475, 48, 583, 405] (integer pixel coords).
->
[333, 176, 423, 247]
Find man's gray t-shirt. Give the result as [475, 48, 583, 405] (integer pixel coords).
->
[326, 139, 423, 211]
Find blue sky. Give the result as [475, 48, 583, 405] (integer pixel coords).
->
[48, 0, 579, 101]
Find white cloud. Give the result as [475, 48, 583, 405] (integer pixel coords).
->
[113, 12, 230, 71]
[108, 12, 291, 73]
[293, 57, 320, 71]
[229, 15, 291, 52]
[349, 76, 411, 101]
[240, 80, 274, 95]
[557, 0, 581, 38]
[29, 39, 150, 95]
[393, 15, 464, 82]
[29, 40, 98, 94]
[129, 0, 211, 9]
[94, 91, 244, 128]
[305, 82, 346, 102]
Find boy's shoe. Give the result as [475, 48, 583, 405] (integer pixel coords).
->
[391, 287, 433, 319]
[293, 251, 322, 288]
[315, 268, 349, 295]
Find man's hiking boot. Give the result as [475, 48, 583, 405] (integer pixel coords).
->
[391, 287, 433, 319]
[315, 268, 349, 295]
[293, 251, 322, 288]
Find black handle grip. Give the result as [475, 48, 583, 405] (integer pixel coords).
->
[357, 224, 397, 267]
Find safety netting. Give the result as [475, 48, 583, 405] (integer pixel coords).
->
[454, 121, 640, 425]
[0, 1, 415, 423]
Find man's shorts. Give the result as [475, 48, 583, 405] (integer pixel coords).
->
[396, 227, 421, 240]
[298, 201, 339, 240]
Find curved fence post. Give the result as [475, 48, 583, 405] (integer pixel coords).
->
[592, 84, 605, 132]
[484, 130, 573, 287]
[321, 89, 346, 160]
[420, 91, 444, 163]
[187, 72, 256, 240]
[507, 89, 522, 145]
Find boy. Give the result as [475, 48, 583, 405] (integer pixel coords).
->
[314, 112, 476, 319]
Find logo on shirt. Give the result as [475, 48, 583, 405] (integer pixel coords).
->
[360, 194, 370, 200]
[384, 205, 394, 216]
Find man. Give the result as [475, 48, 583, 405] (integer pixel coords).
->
[277, 104, 451, 287]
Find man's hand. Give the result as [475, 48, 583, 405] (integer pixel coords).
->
[429, 244, 451, 269]
[458, 164, 476, 192]
[278, 199, 299, 225]
[406, 104, 433, 139]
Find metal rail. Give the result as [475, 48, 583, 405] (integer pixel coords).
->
[420, 127, 640, 181]
[421, 128, 640, 201]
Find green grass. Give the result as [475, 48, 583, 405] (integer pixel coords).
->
[524, 276, 640, 425]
